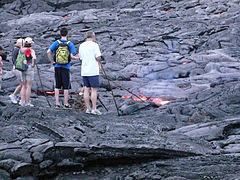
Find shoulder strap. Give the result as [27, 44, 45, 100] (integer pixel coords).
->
[66, 41, 70, 45]
[57, 40, 62, 44]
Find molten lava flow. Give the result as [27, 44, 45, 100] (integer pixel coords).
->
[149, 98, 171, 106]
[122, 95, 131, 99]
[122, 94, 171, 106]
[133, 95, 148, 101]
[163, 8, 175, 12]
[45, 91, 55, 95]
[130, 75, 137, 79]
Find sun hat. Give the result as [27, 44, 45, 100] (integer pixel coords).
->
[15, 38, 25, 47]
[24, 37, 34, 44]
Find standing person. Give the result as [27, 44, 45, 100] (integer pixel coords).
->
[9, 38, 24, 104]
[19, 37, 37, 107]
[47, 27, 78, 109]
[79, 31, 102, 115]
[0, 46, 3, 93]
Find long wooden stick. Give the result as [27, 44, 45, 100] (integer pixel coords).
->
[36, 64, 51, 107]
[100, 62, 120, 116]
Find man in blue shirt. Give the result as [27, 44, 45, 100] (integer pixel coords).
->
[47, 27, 78, 109]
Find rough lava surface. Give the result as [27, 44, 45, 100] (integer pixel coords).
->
[0, 0, 240, 179]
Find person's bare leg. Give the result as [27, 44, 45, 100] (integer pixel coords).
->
[13, 80, 23, 96]
[25, 80, 32, 104]
[0, 75, 2, 90]
[55, 88, 60, 105]
[20, 82, 27, 104]
[91, 87, 98, 110]
[64, 89, 69, 105]
[84, 87, 91, 110]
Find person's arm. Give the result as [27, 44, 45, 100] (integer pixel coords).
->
[69, 42, 80, 60]
[70, 53, 80, 60]
[95, 43, 102, 69]
[96, 56, 101, 70]
[47, 49, 55, 66]
[31, 49, 37, 67]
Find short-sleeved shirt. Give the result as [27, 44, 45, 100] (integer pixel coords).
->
[49, 39, 76, 69]
[79, 41, 101, 76]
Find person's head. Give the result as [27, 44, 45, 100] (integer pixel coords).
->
[15, 38, 25, 48]
[60, 27, 68, 37]
[86, 31, 95, 41]
[24, 37, 34, 48]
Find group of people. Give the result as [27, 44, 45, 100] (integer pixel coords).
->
[7, 27, 102, 115]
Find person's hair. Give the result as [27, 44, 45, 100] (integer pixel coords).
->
[0, 46, 3, 51]
[86, 31, 95, 39]
[60, 27, 68, 37]
[24, 43, 32, 48]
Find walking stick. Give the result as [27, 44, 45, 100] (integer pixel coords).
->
[100, 62, 120, 116]
[35, 64, 51, 107]
[97, 94, 108, 111]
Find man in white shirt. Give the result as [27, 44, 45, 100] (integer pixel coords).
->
[79, 31, 102, 115]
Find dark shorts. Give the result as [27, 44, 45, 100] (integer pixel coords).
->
[83, 75, 99, 88]
[55, 67, 71, 90]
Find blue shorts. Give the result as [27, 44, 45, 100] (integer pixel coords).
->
[83, 75, 99, 88]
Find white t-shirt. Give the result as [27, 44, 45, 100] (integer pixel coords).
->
[79, 41, 101, 76]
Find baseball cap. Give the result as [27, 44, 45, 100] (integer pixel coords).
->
[24, 37, 34, 44]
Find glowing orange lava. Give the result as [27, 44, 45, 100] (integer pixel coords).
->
[122, 94, 171, 106]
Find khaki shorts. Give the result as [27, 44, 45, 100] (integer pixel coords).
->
[13, 66, 22, 81]
[22, 65, 34, 82]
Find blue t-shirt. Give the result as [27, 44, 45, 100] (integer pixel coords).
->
[49, 39, 76, 69]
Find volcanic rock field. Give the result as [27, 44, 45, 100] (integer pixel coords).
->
[0, 0, 240, 179]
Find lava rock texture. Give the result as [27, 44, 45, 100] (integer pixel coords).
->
[0, 0, 240, 179]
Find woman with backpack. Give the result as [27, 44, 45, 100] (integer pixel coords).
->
[9, 38, 25, 103]
[18, 37, 37, 107]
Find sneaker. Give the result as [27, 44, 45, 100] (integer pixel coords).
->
[91, 109, 102, 115]
[9, 94, 18, 104]
[26, 103, 34, 107]
[85, 109, 91, 114]
[63, 104, 71, 109]
[19, 101, 25, 107]
[55, 104, 61, 109]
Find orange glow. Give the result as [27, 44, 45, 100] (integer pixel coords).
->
[122, 95, 131, 99]
[122, 94, 172, 106]
[163, 8, 175, 12]
[149, 98, 171, 106]
[182, 62, 189, 65]
[133, 95, 148, 101]
[46, 91, 55, 95]
[63, 15, 68, 18]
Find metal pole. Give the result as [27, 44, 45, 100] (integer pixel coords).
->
[35, 64, 51, 107]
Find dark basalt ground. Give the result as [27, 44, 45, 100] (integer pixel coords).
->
[0, 0, 240, 179]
